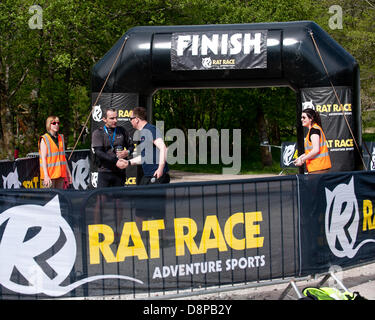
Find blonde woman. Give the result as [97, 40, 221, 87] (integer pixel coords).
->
[38, 116, 72, 188]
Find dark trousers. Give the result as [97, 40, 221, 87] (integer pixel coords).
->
[139, 173, 170, 185]
[98, 171, 126, 188]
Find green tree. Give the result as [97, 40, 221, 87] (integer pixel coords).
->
[1, 0, 374, 169]
[0, 0, 38, 159]
[314, 0, 375, 131]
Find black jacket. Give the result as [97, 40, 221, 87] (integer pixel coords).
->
[92, 126, 134, 172]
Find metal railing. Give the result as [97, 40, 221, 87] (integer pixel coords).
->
[78, 175, 300, 299]
[2, 171, 373, 299]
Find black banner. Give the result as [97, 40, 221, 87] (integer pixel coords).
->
[171, 30, 267, 70]
[91, 92, 137, 134]
[0, 150, 139, 190]
[299, 171, 375, 276]
[300, 87, 354, 172]
[0, 152, 92, 190]
[0, 176, 299, 299]
[0, 150, 137, 190]
[1, 171, 375, 299]
[0, 158, 41, 189]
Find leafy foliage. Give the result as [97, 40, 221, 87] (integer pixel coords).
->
[0, 0, 373, 172]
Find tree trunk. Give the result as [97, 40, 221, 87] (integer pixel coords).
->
[0, 65, 14, 159]
[256, 107, 273, 167]
[269, 120, 281, 146]
[0, 100, 14, 160]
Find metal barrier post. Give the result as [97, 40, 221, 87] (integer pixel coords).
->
[317, 272, 349, 292]
[279, 271, 350, 300]
[278, 280, 303, 300]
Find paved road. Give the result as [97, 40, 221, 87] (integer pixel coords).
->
[173, 262, 375, 300]
[169, 170, 277, 183]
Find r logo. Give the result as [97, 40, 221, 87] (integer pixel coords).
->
[92, 105, 103, 122]
[325, 177, 375, 258]
[202, 57, 212, 68]
[0, 196, 142, 296]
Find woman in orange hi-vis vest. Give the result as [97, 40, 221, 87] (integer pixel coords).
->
[38, 116, 72, 188]
[294, 108, 332, 174]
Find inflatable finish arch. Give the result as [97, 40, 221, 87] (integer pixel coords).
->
[91, 21, 361, 172]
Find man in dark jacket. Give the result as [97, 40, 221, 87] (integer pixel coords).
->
[92, 107, 134, 188]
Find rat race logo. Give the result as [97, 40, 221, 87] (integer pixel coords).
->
[0, 196, 142, 297]
[0, 196, 267, 297]
[325, 177, 375, 259]
[88, 211, 266, 280]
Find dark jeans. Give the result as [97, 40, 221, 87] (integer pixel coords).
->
[98, 171, 126, 188]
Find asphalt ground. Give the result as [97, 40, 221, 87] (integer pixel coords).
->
[169, 169, 277, 183]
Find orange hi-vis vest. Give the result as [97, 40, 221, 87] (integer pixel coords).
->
[304, 123, 332, 172]
[39, 133, 68, 179]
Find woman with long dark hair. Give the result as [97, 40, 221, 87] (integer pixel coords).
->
[294, 108, 332, 174]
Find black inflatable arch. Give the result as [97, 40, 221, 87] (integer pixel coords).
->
[91, 21, 361, 172]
